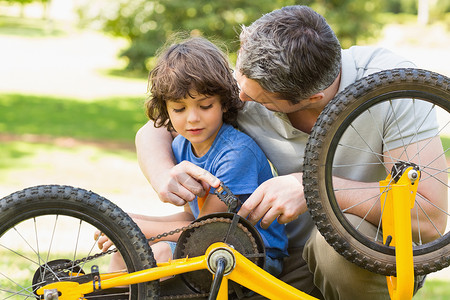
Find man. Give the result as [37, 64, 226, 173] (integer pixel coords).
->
[136, 5, 447, 299]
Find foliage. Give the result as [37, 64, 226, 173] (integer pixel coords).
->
[4, 0, 50, 7]
[430, 0, 450, 23]
[79, 0, 385, 72]
[381, 0, 418, 14]
[79, 0, 280, 72]
[305, 0, 383, 48]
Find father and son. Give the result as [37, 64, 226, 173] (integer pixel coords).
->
[97, 5, 446, 300]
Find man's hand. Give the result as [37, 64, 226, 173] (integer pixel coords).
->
[238, 173, 307, 229]
[154, 161, 221, 206]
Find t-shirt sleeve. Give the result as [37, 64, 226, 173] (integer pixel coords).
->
[383, 99, 439, 151]
[212, 146, 272, 196]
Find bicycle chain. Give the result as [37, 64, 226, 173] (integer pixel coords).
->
[51, 216, 259, 299]
[59, 182, 243, 271]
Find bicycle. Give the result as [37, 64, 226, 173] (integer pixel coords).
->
[0, 68, 449, 299]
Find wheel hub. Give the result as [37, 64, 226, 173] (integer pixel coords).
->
[32, 259, 85, 296]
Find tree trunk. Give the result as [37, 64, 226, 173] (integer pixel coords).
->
[418, 0, 429, 25]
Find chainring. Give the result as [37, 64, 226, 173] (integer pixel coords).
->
[173, 213, 265, 293]
[32, 259, 85, 296]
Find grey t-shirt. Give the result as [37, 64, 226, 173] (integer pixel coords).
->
[237, 46, 437, 248]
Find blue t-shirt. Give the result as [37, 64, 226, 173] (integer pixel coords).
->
[172, 123, 288, 259]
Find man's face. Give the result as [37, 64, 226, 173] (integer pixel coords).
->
[235, 70, 308, 114]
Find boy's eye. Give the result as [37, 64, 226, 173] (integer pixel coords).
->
[172, 107, 185, 113]
[200, 104, 213, 110]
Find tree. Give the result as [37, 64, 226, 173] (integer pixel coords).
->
[306, 0, 383, 48]
[418, 0, 429, 24]
[5, 0, 51, 18]
[81, 0, 384, 72]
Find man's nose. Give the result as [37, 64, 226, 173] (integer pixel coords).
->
[239, 90, 252, 102]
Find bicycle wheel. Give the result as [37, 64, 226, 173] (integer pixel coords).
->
[0, 185, 159, 299]
[303, 68, 450, 276]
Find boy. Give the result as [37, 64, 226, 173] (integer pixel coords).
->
[98, 36, 287, 277]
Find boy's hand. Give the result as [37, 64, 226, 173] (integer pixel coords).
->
[156, 161, 221, 206]
[94, 230, 114, 252]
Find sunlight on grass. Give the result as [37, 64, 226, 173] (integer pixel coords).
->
[414, 279, 450, 300]
[0, 93, 148, 143]
[442, 135, 450, 160]
[0, 15, 66, 38]
[0, 138, 136, 167]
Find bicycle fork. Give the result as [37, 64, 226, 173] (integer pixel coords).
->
[379, 165, 420, 300]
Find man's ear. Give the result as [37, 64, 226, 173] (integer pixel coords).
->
[308, 92, 325, 104]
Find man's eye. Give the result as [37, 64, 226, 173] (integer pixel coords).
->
[200, 104, 213, 110]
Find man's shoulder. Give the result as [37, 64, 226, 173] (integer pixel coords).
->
[344, 46, 415, 70]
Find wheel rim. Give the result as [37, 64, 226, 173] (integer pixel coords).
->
[325, 89, 450, 257]
[0, 204, 149, 299]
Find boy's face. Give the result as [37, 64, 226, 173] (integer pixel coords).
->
[167, 92, 224, 157]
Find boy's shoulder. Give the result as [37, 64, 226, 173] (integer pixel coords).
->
[216, 124, 267, 158]
[219, 123, 257, 146]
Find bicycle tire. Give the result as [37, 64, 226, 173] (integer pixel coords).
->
[303, 68, 450, 276]
[0, 185, 159, 299]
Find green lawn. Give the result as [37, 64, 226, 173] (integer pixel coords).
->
[0, 13, 448, 298]
[0, 93, 148, 143]
[414, 279, 450, 299]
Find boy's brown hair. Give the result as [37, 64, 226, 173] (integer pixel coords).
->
[146, 36, 242, 131]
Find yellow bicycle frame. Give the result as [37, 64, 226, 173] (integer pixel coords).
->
[380, 166, 419, 300]
[37, 243, 316, 300]
[37, 169, 419, 300]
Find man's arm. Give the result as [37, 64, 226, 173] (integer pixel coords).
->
[337, 136, 447, 243]
[135, 121, 220, 206]
[238, 173, 306, 229]
[239, 137, 447, 243]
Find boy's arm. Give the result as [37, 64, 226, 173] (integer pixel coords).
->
[96, 207, 196, 251]
[133, 206, 196, 243]
[198, 194, 229, 217]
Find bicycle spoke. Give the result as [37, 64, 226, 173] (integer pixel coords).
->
[1, 185, 158, 298]
[72, 219, 83, 276]
[304, 69, 450, 276]
[0, 271, 35, 298]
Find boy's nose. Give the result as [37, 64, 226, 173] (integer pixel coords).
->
[187, 109, 200, 122]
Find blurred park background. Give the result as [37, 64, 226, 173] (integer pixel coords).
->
[0, 0, 449, 298]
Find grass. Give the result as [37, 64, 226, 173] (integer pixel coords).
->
[0, 93, 148, 143]
[0, 12, 448, 298]
[442, 135, 450, 157]
[0, 15, 66, 38]
[414, 279, 450, 299]
[0, 246, 448, 299]
[0, 249, 110, 299]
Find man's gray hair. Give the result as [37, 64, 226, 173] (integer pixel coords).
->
[237, 5, 341, 103]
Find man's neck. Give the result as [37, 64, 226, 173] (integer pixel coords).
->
[287, 72, 341, 134]
[287, 110, 320, 134]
